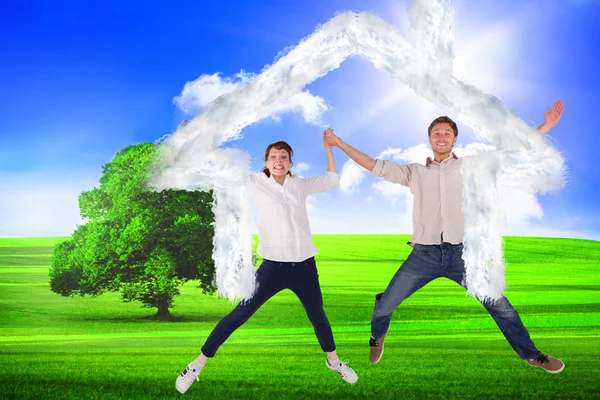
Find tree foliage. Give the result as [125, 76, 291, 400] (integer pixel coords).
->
[49, 143, 215, 316]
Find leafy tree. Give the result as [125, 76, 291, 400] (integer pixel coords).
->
[49, 143, 215, 317]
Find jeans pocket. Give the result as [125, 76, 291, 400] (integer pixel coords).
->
[303, 257, 315, 265]
[304, 257, 318, 277]
[453, 244, 464, 256]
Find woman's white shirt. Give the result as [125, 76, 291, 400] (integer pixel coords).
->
[247, 171, 340, 262]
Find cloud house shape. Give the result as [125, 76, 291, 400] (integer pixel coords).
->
[150, 0, 566, 303]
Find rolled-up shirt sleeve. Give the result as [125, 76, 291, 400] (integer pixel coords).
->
[302, 171, 340, 194]
[371, 159, 411, 187]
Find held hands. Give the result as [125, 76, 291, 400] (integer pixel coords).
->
[322, 128, 333, 151]
[323, 128, 342, 148]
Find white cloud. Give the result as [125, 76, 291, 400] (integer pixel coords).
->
[268, 90, 328, 125]
[339, 160, 366, 194]
[173, 71, 328, 125]
[173, 71, 252, 112]
[501, 189, 543, 226]
[453, 142, 497, 157]
[372, 181, 410, 209]
[343, 1, 547, 149]
[293, 162, 310, 174]
[377, 147, 404, 159]
[379, 143, 432, 164]
[453, 142, 545, 232]
[0, 172, 99, 237]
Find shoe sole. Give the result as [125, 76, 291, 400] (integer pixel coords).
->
[176, 383, 191, 394]
[528, 362, 565, 374]
[542, 364, 565, 374]
[371, 344, 384, 364]
[548, 365, 565, 374]
[326, 360, 358, 384]
[176, 363, 202, 394]
[370, 329, 389, 364]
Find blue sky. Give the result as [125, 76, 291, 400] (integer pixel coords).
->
[1, 0, 599, 239]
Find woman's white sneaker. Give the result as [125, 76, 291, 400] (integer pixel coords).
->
[176, 360, 204, 394]
[326, 358, 358, 384]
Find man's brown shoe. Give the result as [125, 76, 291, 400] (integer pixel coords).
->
[369, 331, 388, 364]
[527, 354, 565, 374]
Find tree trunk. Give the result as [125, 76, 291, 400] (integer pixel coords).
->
[156, 301, 171, 317]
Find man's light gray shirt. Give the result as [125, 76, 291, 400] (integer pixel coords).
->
[371, 153, 464, 245]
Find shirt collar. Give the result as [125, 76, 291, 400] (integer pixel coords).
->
[426, 152, 459, 167]
[268, 172, 292, 186]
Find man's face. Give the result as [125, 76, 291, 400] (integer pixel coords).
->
[428, 122, 457, 154]
[265, 148, 291, 177]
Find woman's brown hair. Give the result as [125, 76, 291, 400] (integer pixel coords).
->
[262, 141, 294, 177]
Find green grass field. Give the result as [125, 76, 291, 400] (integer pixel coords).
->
[1, 235, 599, 399]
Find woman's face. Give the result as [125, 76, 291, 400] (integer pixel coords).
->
[265, 147, 291, 177]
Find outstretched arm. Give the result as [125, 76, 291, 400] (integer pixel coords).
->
[323, 128, 338, 173]
[324, 130, 376, 172]
[537, 99, 564, 136]
[302, 129, 340, 194]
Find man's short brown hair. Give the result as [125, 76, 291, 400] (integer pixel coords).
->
[428, 116, 458, 137]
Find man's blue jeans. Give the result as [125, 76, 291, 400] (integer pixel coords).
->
[371, 243, 541, 360]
